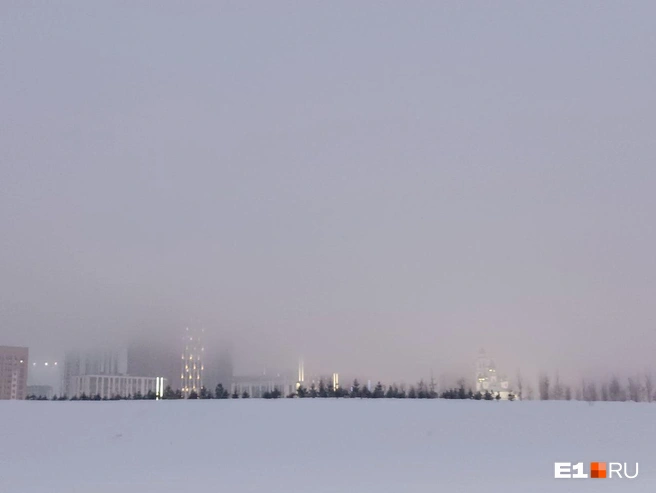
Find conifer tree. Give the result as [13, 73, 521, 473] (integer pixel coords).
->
[309, 383, 318, 398]
[350, 379, 361, 398]
[318, 379, 328, 398]
[162, 386, 174, 400]
[215, 384, 229, 399]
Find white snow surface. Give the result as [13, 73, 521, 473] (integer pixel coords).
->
[1, 399, 654, 492]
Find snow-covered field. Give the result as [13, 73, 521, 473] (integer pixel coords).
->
[1, 400, 654, 492]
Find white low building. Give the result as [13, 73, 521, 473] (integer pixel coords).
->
[69, 374, 167, 399]
[231, 373, 298, 398]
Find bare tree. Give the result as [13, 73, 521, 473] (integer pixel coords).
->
[515, 369, 524, 401]
[609, 375, 625, 402]
[581, 379, 588, 402]
[583, 381, 598, 403]
[564, 386, 572, 401]
[539, 373, 550, 401]
[526, 385, 535, 401]
[628, 376, 641, 402]
[552, 373, 564, 400]
[645, 373, 653, 403]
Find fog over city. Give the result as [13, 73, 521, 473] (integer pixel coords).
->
[2, 2, 655, 388]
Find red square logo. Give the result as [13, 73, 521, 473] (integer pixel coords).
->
[590, 462, 607, 479]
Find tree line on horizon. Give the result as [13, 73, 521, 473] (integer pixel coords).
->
[27, 373, 655, 403]
[28, 379, 512, 401]
[534, 372, 656, 403]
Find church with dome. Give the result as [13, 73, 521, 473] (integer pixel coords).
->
[475, 349, 515, 399]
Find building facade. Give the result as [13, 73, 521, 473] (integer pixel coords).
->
[69, 375, 167, 399]
[181, 327, 204, 397]
[0, 346, 29, 400]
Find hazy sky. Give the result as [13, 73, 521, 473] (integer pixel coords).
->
[2, 2, 655, 384]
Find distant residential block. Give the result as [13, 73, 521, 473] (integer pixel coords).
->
[0, 346, 29, 400]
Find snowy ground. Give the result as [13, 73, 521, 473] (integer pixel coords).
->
[1, 399, 654, 492]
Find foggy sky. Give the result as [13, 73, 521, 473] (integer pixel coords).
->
[1, 2, 655, 385]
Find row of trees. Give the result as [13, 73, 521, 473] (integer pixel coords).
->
[536, 372, 656, 402]
[28, 383, 247, 401]
[29, 380, 512, 401]
[292, 379, 512, 400]
[30, 374, 655, 403]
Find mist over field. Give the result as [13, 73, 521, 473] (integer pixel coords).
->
[2, 2, 655, 388]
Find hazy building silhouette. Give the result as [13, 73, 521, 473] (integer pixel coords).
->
[28, 359, 61, 396]
[127, 339, 180, 390]
[203, 347, 234, 391]
[62, 348, 128, 397]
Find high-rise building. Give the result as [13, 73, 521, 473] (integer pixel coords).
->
[0, 346, 29, 400]
[181, 328, 204, 397]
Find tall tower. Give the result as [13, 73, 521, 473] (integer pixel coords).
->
[181, 328, 204, 397]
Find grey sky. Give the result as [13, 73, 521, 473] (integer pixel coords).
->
[1, 2, 655, 383]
